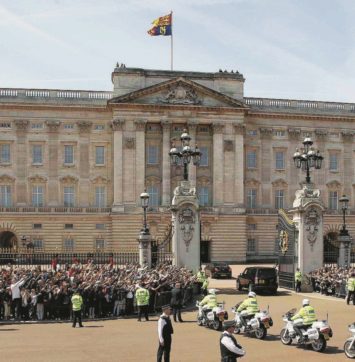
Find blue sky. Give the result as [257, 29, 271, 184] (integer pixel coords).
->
[1, 0, 355, 102]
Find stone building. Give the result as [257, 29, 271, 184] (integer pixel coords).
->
[0, 65, 354, 262]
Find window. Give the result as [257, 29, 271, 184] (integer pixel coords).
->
[64, 124, 74, 129]
[96, 223, 106, 230]
[65, 224, 74, 229]
[33, 224, 42, 229]
[199, 147, 209, 167]
[329, 154, 338, 171]
[247, 130, 257, 136]
[275, 152, 285, 170]
[0, 122, 11, 129]
[64, 186, 75, 207]
[64, 145, 74, 164]
[275, 130, 285, 137]
[275, 190, 284, 209]
[247, 224, 257, 230]
[247, 189, 257, 208]
[147, 145, 159, 165]
[31, 123, 43, 129]
[95, 146, 105, 165]
[64, 238, 74, 251]
[94, 125, 105, 130]
[95, 186, 106, 207]
[32, 186, 44, 207]
[0, 185, 12, 206]
[328, 191, 338, 210]
[95, 239, 105, 250]
[32, 145, 43, 164]
[247, 238, 257, 253]
[33, 239, 43, 249]
[246, 151, 257, 169]
[147, 186, 159, 206]
[0, 144, 10, 164]
[198, 187, 209, 206]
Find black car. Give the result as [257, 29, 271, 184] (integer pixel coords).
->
[205, 262, 232, 279]
[236, 267, 278, 294]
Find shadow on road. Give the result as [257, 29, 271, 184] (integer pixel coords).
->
[84, 325, 104, 328]
[0, 328, 18, 331]
[325, 346, 344, 355]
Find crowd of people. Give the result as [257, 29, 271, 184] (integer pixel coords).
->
[308, 265, 355, 298]
[0, 259, 197, 322]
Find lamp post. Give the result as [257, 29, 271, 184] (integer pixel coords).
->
[338, 194, 352, 266]
[138, 190, 151, 268]
[293, 135, 323, 184]
[169, 129, 201, 181]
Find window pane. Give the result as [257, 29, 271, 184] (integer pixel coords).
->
[64, 145, 74, 164]
[32, 145, 43, 164]
[147, 145, 159, 164]
[95, 239, 105, 250]
[247, 239, 256, 253]
[64, 238, 74, 250]
[247, 189, 257, 208]
[328, 191, 338, 210]
[0, 144, 10, 163]
[275, 190, 284, 209]
[64, 186, 75, 207]
[200, 147, 209, 166]
[0, 185, 12, 207]
[329, 154, 338, 171]
[247, 151, 256, 168]
[95, 186, 106, 207]
[95, 146, 105, 165]
[33, 239, 43, 249]
[147, 186, 159, 206]
[275, 152, 285, 169]
[32, 186, 44, 207]
[198, 187, 209, 206]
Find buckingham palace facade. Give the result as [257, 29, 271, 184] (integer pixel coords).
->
[0, 65, 355, 262]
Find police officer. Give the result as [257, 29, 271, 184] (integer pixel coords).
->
[220, 320, 245, 362]
[196, 267, 206, 295]
[135, 283, 150, 322]
[346, 272, 355, 305]
[295, 268, 302, 293]
[236, 291, 259, 328]
[291, 298, 317, 342]
[157, 304, 174, 362]
[199, 289, 218, 319]
[71, 289, 83, 328]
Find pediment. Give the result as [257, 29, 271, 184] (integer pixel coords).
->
[108, 77, 246, 109]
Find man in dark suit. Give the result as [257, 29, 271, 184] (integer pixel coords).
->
[170, 282, 183, 323]
[157, 304, 174, 362]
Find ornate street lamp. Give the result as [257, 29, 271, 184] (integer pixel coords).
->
[169, 129, 201, 181]
[140, 190, 150, 233]
[339, 194, 350, 236]
[293, 135, 323, 184]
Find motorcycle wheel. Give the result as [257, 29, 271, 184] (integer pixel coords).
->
[234, 326, 241, 334]
[255, 325, 267, 339]
[280, 328, 292, 345]
[197, 315, 203, 326]
[344, 340, 355, 359]
[213, 320, 222, 331]
[312, 335, 327, 352]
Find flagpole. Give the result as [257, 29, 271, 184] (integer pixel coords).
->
[171, 11, 173, 71]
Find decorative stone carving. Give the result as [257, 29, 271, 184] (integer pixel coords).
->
[259, 127, 273, 138]
[288, 128, 301, 139]
[233, 123, 245, 135]
[90, 176, 108, 184]
[244, 178, 260, 187]
[293, 184, 321, 208]
[77, 121, 92, 133]
[174, 183, 196, 197]
[28, 175, 47, 183]
[341, 130, 354, 142]
[59, 175, 78, 184]
[212, 123, 224, 134]
[111, 118, 125, 131]
[178, 207, 196, 251]
[187, 120, 198, 132]
[305, 207, 320, 250]
[224, 140, 234, 152]
[161, 120, 171, 132]
[326, 180, 341, 189]
[0, 174, 15, 183]
[314, 129, 328, 140]
[271, 178, 288, 187]
[161, 83, 201, 105]
[124, 137, 135, 149]
[14, 119, 29, 131]
[134, 119, 146, 131]
[46, 120, 61, 131]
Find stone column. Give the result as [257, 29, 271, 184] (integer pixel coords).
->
[341, 131, 354, 197]
[288, 128, 302, 204]
[188, 120, 198, 186]
[14, 120, 29, 206]
[314, 129, 328, 196]
[260, 127, 273, 208]
[212, 123, 224, 206]
[138, 231, 152, 268]
[135, 120, 146, 204]
[46, 120, 61, 206]
[111, 118, 125, 211]
[77, 121, 92, 207]
[234, 123, 245, 207]
[161, 120, 171, 206]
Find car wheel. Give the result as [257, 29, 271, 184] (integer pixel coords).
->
[236, 280, 242, 291]
[271, 288, 278, 296]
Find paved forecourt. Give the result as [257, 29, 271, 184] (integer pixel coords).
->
[0, 281, 351, 362]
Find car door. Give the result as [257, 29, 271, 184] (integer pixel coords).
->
[239, 268, 250, 287]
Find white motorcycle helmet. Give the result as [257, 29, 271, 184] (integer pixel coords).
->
[248, 291, 256, 298]
[208, 289, 217, 295]
[302, 298, 310, 306]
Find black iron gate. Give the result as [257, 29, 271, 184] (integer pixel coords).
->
[278, 209, 297, 289]
[323, 233, 339, 265]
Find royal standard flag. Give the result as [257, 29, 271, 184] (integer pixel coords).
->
[148, 13, 172, 36]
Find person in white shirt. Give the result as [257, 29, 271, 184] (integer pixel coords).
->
[220, 320, 245, 362]
[10, 277, 26, 320]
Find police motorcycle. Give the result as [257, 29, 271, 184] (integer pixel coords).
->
[196, 300, 228, 331]
[280, 308, 333, 352]
[231, 302, 273, 339]
[344, 322, 355, 359]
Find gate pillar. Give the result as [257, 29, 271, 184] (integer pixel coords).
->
[291, 183, 325, 274]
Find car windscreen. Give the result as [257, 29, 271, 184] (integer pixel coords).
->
[258, 268, 276, 278]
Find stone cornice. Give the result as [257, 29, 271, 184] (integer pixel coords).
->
[45, 120, 61, 131]
[59, 175, 79, 184]
[111, 118, 125, 131]
[77, 121, 93, 133]
[341, 130, 354, 142]
[259, 127, 273, 138]
[0, 174, 15, 183]
[288, 128, 301, 139]
[28, 175, 48, 183]
[314, 128, 328, 140]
